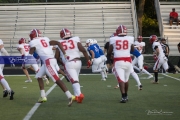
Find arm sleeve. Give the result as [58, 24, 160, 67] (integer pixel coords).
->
[1, 48, 9, 56]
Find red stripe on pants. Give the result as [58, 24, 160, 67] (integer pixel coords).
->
[114, 68, 124, 83]
[45, 59, 59, 81]
[0, 75, 4, 80]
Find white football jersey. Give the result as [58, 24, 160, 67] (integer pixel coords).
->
[0, 39, 4, 56]
[110, 36, 134, 58]
[29, 37, 54, 62]
[152, 41, 165, 58]
[17, 43, 30, 56]
[134, 41, 145, 53]
[58, 36, 81, 61]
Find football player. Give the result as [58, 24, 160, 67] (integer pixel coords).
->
[28, 28, 74, 106]
[114, 48, 143, 90]
[107, 25, 134, 103]
[134, 35, 145, 54]
[133, 36, 153, 78]
[131, 48, 153, 79]
[149, 35, 168, 84]
[56, 28, 91, 103]
[0, 39, 15, 100]
[17, 38, 38, 83]
[104, 33, 116, 73]
[93, 39, 108, 78]
[86, 39, 107, 81]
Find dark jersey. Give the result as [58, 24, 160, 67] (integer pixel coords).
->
[104, 42, 109, 52]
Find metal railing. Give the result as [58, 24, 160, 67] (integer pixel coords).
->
[159, 0, 180, 1]
[154, 0, 164, 38]
[131, 0, 138, 38]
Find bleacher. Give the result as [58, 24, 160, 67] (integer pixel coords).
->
[156, 1, 180, 56]
[0, 2, 138, 56]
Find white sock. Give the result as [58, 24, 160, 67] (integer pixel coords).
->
[0, 78, 11, 91]
[142, 69, 152, 76]
[100, 71, 105, 79]
[92, 69, 103, 73]
[104, 64, 108, 71]
[40, 90, 46, 97]
[65, 91, 72, 99]
[72, 83, 81, 96]
[131, 72, 141, 86]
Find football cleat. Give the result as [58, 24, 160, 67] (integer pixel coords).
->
[73, 96, 78, 101]
[9, 90, 15, 100]
[151, 80, 159, 84]
[68, 95, 75, 106]
[138, 85, 143, 90]
[125, 96, 128, 101]
[25, 80, 32, 83]
[101, 78, 106, 81]
[174, 65, 180, 72]
[101, 67, 107, 78]
[38, 97, 47, 103]
[77, 93, 84, 103]
[3, 90, 8, 98]
[114, 85, 119, 89]
[120, 98, 126, 103]
[147, 75, 153, 79]
[43, 78, 49, 85]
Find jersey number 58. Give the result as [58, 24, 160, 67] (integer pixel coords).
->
[116, 40, 128, 50]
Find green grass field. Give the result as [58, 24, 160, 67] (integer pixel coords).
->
[0, 73, 180, 120]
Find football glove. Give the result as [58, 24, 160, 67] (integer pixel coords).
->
[87, 60, 91, 68]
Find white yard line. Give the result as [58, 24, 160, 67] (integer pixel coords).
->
[23, 76, 64, 120]
[162, 73, 180, 82]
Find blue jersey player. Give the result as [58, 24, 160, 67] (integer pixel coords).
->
[131, 48, 153, 79]
[86, 39, 107, 81]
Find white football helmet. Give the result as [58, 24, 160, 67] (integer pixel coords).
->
[93, 39, 97, 44]
[86, 39, 94, 46]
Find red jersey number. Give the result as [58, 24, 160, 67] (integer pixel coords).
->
[40, 40, 48, 47]
[116, 40, 128, 50]
[61, 40, 75, 50]
[24, 45, 30, 52]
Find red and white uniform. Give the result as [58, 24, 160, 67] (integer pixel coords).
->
[134, 41, 145, 54]
[110, 36, 134, 82]
[17, 43, 39, 71]
[152, 41, 168, 70]
[58, 36, 81, 82]
[0, 39, 5, 78]
[29, 37, 60, 82]
[17, 43, 30, 56]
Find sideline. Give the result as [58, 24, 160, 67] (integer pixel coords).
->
[23, 76, 64, 120]
[162, 73, 180, 82]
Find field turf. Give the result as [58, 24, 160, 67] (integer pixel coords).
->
[0, 73, 180, 120]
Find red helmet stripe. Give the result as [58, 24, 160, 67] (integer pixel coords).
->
[63, 28, 66, 36]
[34, 29, 38, 37]
[120, 25, 123, 33]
